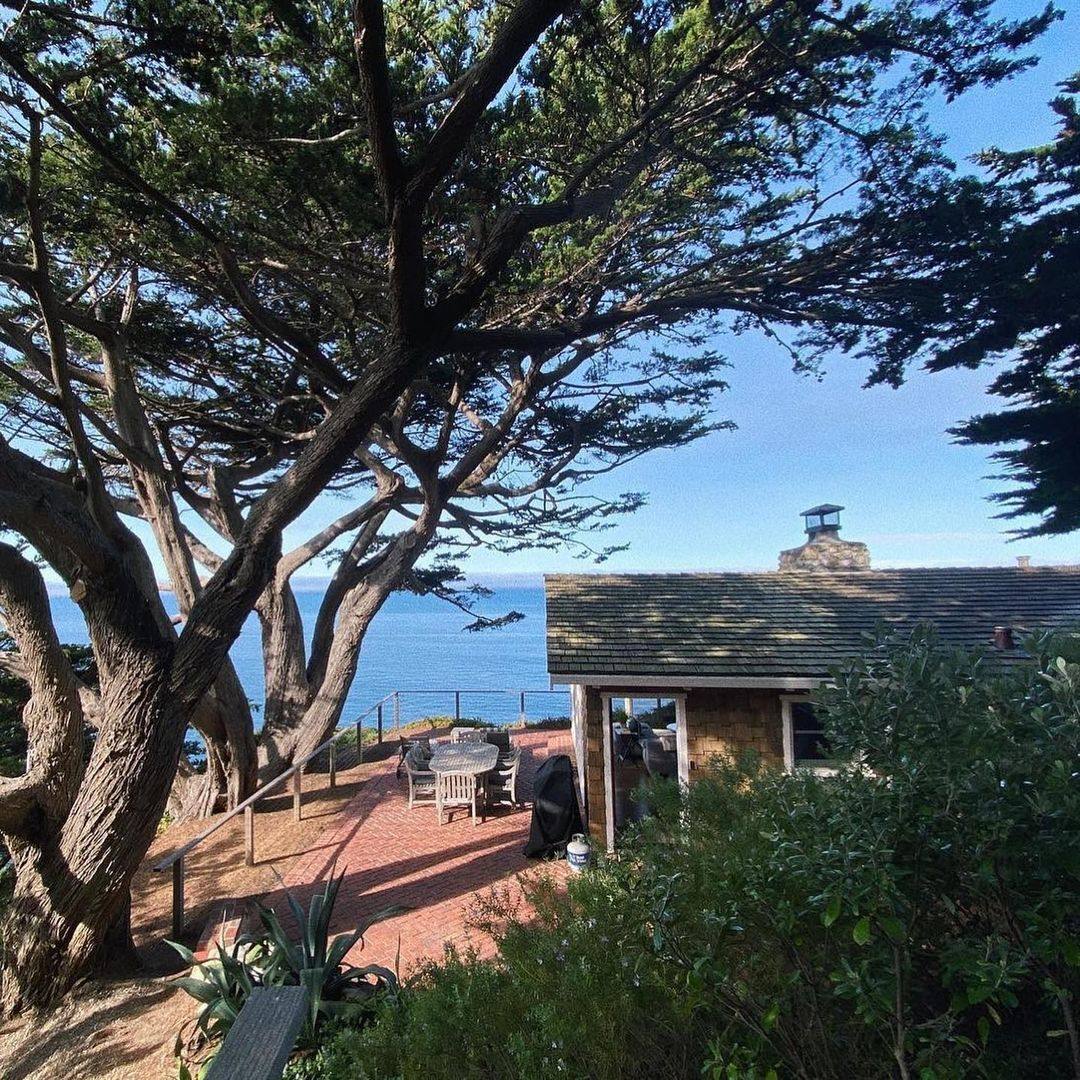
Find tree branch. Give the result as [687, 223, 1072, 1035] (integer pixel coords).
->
[406, 0, 573, 207]
[352, 0, 403, 205]
[277, 480, 402, 581]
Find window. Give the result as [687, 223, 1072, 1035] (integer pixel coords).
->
[783, 699, 833, 770]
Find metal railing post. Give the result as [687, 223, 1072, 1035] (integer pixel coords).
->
[244, 805, 255, 867]
[455, 690, 461, 720]
[377, 703, 383, 743]
[172, 858, 185, 939]
[292, 767, 302, 822]
[519, 690, 526, 727]
[328, 740, 337, 789]
[355, 719, 363, 763]
[393, 690, 401, 734]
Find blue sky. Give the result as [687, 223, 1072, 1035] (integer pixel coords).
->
[167, 3, 1078, 583]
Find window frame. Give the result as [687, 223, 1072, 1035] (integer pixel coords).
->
[781, 695, 837, 774]
[600, 692, 688, 852]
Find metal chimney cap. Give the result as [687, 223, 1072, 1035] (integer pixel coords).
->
[800, 503, 844, 516]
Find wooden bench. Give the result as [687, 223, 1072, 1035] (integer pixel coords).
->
[205, 986, 308, 1080]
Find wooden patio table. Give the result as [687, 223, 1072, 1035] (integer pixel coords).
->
[429, 741, 500, 776]
[429, 742, 501, 823]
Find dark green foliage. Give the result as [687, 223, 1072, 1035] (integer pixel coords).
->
[0, 2, 1059, 564]
[287, 899, 693, 1080]
[520, 715, 571, 732]
[448, 716, 499, 730]
[935, 75, 1080, 537]
[299, 628, 1080, 1079]
[864, 72, 1080, 537]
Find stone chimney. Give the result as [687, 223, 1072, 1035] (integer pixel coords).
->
[778, 504, 870, 571]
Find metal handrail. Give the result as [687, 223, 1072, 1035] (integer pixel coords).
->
[152, 687, 567, 938]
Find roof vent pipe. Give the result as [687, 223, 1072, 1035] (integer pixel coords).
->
[993, 625, 1015, 651]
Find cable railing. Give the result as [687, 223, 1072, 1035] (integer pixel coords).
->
[151, 688, 569, 939]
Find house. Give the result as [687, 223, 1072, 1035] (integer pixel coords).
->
[545, 507, 1080, 850]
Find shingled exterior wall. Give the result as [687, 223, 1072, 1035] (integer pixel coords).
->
[582, 686, 608, 844]
[684, 688, 785, 772]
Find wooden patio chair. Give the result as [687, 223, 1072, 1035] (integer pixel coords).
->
[436, 771, 480, 825]
[396, 737, 431, 778]
[404, 749, 437, 809]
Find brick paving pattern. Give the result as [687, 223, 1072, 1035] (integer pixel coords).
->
[272, 729, 574, 975]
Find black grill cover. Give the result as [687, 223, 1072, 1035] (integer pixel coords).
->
[524, 754, 585, 859]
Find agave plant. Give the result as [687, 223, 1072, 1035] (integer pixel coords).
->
[169, 936, 267, 1054]
[246, 870, 407, 1033]
[167, 933, 276, 1077]
[169, 869, 406, 1065]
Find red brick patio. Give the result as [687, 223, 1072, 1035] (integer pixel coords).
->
[267, 728, 574, 974]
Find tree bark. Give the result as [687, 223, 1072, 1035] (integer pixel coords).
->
[0, 539, 183, 1011]
[171, 665, 259, 819]
[255, 577, 312, 775]
[103, 328, 260, 814]
[2, 661, 181, 1011]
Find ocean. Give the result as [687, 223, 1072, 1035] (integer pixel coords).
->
[46, 579, 565, 729]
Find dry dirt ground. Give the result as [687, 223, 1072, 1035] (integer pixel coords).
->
[0, 743, 394, 1080]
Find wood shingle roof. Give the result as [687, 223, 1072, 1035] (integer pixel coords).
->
[545, 567, 1080, 683]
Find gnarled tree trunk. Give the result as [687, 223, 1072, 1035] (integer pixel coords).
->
[170, 664, 259, 819]
[2, 668, 181, 1011]
[102, 330, 260, 816]
[0, 541, 183, 1011]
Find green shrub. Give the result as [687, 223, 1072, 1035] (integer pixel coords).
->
[290, 886, 697, 1080]
[304, 628, 1080, 1079]
[523, 715, 571, 731]
[448, 716, 500, 730]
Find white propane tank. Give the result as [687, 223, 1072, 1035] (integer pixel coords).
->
[566, 833, 591, 873]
